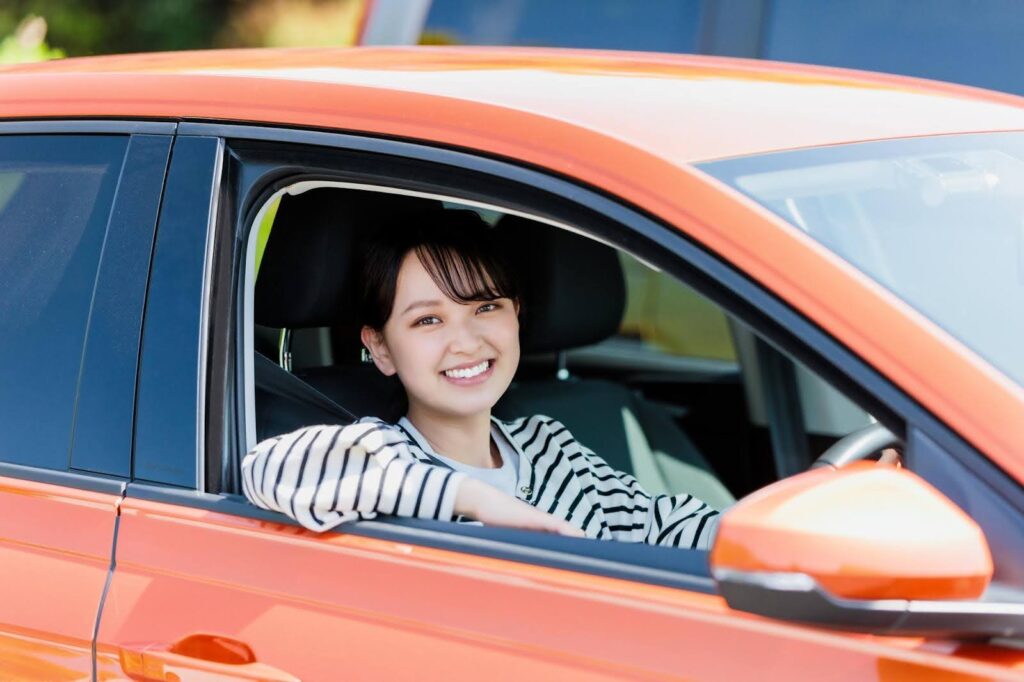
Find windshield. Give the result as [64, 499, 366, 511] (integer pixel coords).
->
[700, 132, 1024, 389]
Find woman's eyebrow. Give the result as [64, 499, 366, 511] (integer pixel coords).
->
[400, 299, 443, 316]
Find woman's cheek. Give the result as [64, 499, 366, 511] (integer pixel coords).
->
[503, 316, 522, 352]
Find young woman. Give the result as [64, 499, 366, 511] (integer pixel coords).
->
[242, 211, 720, 549]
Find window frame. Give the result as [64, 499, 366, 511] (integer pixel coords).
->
[132, 135, 224, 490]
[156, 121, 1020, 593]
[0, 120, 175, 494]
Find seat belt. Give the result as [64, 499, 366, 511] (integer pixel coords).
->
[254, 352, 357, 423]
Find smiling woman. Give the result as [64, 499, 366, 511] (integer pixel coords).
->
[241, 205, 721, 548]
[357, 212, 522, 433]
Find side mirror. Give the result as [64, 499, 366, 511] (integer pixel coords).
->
[710, 463, 1024, 637]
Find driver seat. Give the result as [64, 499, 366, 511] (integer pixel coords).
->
[494, 216, 734, 508]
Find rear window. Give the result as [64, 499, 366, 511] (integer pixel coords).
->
[0, 135, 127, 470]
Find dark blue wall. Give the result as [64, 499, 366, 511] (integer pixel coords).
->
[424, 0, 1024, 96]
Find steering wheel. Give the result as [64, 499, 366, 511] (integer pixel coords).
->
[810, 422, 901, 470]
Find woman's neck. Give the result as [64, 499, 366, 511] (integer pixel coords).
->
[405, 406, 497, 469]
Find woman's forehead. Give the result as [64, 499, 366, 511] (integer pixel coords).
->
[394, 251, 444, 301]
[394, 247, 501, 307]
[393, 251, 475, 311]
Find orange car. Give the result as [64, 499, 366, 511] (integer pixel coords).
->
[2, 47, 1024, 681]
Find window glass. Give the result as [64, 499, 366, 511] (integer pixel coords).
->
[0, 135, 127, 470]
[618, 254, 736, 362]
[700, 132, 1024, 389]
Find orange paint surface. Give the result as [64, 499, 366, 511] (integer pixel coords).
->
[94, 497, 1024, 680]
[710, 464, 993, 600]
[4, 47, 1024, 165]
[0, 476, 119, 680]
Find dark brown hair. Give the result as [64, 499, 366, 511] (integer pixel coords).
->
[358, 210, 519, 330]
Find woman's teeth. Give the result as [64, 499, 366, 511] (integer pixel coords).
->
[444, 360, 490, 379]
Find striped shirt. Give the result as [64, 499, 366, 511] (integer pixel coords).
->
[401, 417, 521, 498]
[241, 414, 721, 550]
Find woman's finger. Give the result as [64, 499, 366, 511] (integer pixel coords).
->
[542, 515, 584, 537]
[557, 523, 585, 538]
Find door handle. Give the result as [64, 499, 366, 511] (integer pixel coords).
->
[119, 633, 300, 681]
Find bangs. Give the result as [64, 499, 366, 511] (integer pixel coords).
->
[414, 240, 518, 304]
[358, 210, 520, 330]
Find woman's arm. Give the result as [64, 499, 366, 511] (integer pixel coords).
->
[543, 418, 721, 549]
[455, 478, 584, 537]
[243, 419, 582, 536]
[241, 419, 466, 532]
[642, 491, 721, 550]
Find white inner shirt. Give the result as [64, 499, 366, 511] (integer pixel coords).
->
[399, 418, 521, 498]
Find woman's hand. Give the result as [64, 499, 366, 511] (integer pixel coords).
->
[455, 478, 585, 537]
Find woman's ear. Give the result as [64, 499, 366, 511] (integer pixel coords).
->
[360, 326, 396, 376]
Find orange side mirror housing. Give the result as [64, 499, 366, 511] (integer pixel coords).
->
[709, 464, 1024, 637]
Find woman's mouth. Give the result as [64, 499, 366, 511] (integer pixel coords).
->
[442, 359, 494, 384]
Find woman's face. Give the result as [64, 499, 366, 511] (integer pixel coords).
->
[362, 251, 520, 422]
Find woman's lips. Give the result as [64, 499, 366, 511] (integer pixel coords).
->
[441, 359, 494, 385]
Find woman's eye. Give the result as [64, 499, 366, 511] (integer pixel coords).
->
[414, 315, 441, 326]
[477, 302, 499, 314]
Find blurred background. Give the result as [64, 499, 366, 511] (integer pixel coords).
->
[3, 0, 1024, 96]
[0, 0, 367, 63]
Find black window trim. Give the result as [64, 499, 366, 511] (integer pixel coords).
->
[196, 138, 227, 494]
[158, 120, 1021, 595]
[132, 135, 224, 490]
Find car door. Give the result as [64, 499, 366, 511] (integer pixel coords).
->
[0, 125, 170, 680]
[94, 126, 1024, 681]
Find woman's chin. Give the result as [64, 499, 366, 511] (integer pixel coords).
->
[410, 391, 503, 421]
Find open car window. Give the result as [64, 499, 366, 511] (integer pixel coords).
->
[241, 184, 891, 524]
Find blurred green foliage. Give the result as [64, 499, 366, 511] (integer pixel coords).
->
[0, 16, 63, 63]
[0, 1, 238, 57]
[0, 1, 365, 62]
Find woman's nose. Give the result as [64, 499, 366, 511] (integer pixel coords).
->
[447, 318, 484, 354]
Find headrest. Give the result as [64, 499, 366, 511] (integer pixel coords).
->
[256, 193, 625, 355]
[255, 189, 441, 329]
[498, 216, 625, 353]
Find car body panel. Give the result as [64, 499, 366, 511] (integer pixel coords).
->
[2, 48, 1020, 479]
[711, 463, 993, 601]
[0, 475, 119, 680]
[2, 48, 1024, 679]
[4, 47, 1024, 164]
[94, 496, 1024, 680]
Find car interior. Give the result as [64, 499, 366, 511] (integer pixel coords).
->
[244, 184, 881, 518]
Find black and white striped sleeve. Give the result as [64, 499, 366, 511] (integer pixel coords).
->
[241, 419, 467, 533]
[642, 492, 721, 550]
[548, 418, 721, 550]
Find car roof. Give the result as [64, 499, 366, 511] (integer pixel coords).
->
[4, 46, 1024, 163]
[5, 47, 1023, 476]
